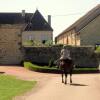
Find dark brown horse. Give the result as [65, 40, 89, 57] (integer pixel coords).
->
[57, 59, 74, 84]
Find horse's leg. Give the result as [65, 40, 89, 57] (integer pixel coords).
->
[70, 69, 72, 84]
[70, 60, 74, 84]
[65, 72, 67, 84]
[62, 71, 64, 83]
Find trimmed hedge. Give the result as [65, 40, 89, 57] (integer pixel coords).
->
[24, 62, 99, 74]
[24, 62, 61, 73]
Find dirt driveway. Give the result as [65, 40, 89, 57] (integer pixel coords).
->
[0, 66, 59, 100]
[0, 66, 58, 85]
[0, 66, 100, 100]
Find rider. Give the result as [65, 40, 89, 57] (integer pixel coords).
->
[60, 45, 72, 64]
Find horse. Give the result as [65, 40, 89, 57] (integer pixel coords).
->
[56, 59, 74, 84]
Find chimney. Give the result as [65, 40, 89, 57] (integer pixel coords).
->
[22, 10, 25, 17]
[48, 15, 51, 26]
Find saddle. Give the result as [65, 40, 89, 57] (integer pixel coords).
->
[60, 59, 73, 70]
[60, 59, 72, 65]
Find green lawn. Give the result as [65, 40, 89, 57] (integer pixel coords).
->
[0, 75, 36, 100]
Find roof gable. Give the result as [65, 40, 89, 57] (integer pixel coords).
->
[58, 4, 100, 37]
[25, 10, 53, 31]
[76, 4, 100, 32]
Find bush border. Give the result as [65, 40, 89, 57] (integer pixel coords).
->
[24, 62, 99, 74]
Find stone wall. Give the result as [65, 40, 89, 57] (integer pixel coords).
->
[0, 24, 24, 65]
[24, 46, 100, 67]
[95, 52, 100, 63]
[70, 47, 99, 67]
[0, 24, 99, 67]
[23, 46, 61, 65]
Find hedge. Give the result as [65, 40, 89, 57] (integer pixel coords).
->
[24, 62, 61, 73]
[24, 62, 99, 74]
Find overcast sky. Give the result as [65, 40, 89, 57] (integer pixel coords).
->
[0, 0, 100, 39]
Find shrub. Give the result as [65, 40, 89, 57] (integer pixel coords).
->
[24, 62, 61, 73]
[48, 58, 54, 67]
[95, 46, 100, 52]
[24, 62, 99, 74]
[45, 40, 53, 46]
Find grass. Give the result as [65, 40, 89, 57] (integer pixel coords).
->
[23, 40, 33, 46]
[73, 67, 99, 73]
[0, 75, 36, 100]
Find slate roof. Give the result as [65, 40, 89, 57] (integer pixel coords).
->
[57, 4, 100, 37]
[25, 10, 53, 31]
[0, 10, 53, 31]
[0, 13, 33, 24]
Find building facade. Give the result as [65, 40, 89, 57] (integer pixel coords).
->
[22, 10, 53, 46]
[55, 4, 100, 46]
[0, 10, 53, 65]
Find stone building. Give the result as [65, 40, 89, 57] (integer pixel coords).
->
[0, 10, 53, 65]
[22, 10, 53, 45]
[55, 4, 100, 46]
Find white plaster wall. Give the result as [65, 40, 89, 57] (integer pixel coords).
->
[22, 31, 53, 45]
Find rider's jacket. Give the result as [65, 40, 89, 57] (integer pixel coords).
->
[60, 48, 71, 60]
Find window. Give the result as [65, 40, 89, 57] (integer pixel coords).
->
[42, 40, 47, 44]
[28, 35, 33, 40]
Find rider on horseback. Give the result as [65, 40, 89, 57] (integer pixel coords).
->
[59, 45, 73, 84]
[60, 45, 72, 64]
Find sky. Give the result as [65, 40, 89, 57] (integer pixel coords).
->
[0, 0, 100, 39]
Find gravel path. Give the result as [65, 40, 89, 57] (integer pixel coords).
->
[0, 66, 100, 100]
